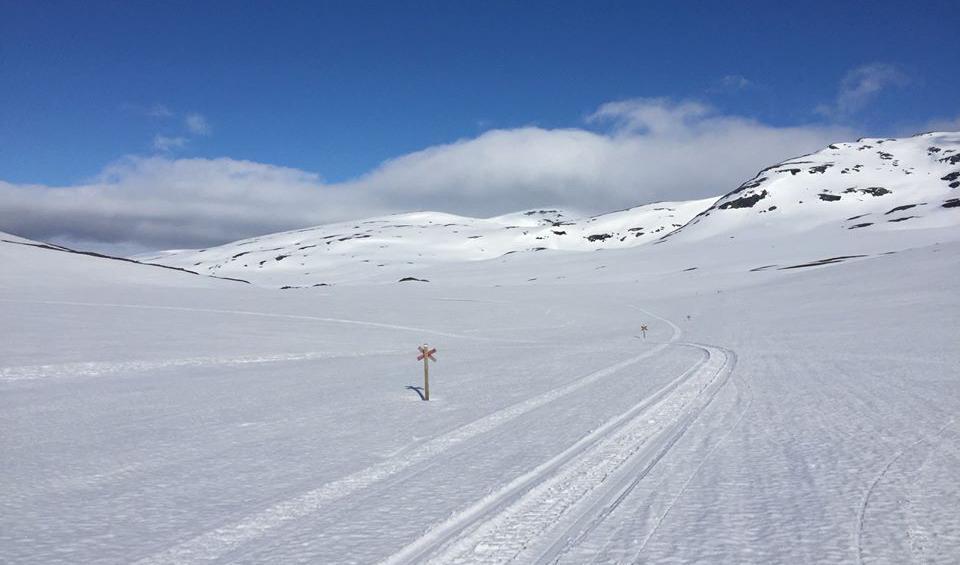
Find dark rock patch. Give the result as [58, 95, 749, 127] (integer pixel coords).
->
[808, 164, 833, 174]
[888, 216, 918, 222]
[848, 223, 873, 229]
[928, 146, 942, 153]
[398, 277, 429, 283]
[846, 214, 869, 221]
[878, 151, 894, 160]
[585, 233, 612, 242]
[682, 267, 698, 272]
[780, 255, 867, 269]
[939, 153, 960, 165]
[758, 161, 813, 174]
[885, 204, 919, 215]
[844, 186, 891, 196]
[552, 230, 567, 235]
[750, 264, 778, 272]
[818, 193, 841, 202]
[944, 198, 960, 208]
[728, 176, 767, 194]
[719, 189, 768, 209]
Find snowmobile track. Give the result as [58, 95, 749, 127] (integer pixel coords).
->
[382, 342, 734, 565]
[133, 307, 681, 565]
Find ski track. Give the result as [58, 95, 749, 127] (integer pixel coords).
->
[0, 299, 513, 342]
[382, 342, 734, 565]
[855, 417, 955, 565]
[588, 351, 751, 564]
[132, 307, 681, 565]
[0, 350, 405, 383]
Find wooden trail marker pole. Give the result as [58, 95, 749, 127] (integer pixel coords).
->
[417, 344, 437, 401]
[640, 324, 648, 340]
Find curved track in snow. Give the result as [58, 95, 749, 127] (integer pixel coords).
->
[133, 307, 683, 565]
[381, 343, 736, 565]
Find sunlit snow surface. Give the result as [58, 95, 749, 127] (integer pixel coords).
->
[2, 132, 960, 564]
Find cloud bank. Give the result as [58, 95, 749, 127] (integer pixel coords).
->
[1, 98, 853, 253]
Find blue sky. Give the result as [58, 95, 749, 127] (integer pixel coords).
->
[1, 1, 958, 252]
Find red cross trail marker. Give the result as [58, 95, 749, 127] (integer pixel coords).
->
[640, 324, 649, 340]
[417, 345, 437, 401]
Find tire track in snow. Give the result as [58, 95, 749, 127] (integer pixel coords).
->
[382, 343, 734, 565]
[133, 308, 681, 565]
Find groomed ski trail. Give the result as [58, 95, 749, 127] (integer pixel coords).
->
[382, 342, 735, 565]
[133, 307, 680, 565]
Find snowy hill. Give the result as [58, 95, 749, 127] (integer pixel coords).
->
[665, 131, 960, 243]
[3, 136, 960, 564]
[0, 231, 248, 289]
[139, 198, 715, 286]
[143, 132, 960, 287]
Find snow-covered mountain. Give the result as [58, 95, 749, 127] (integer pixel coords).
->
[3, 135, 960, 565]
[664, 131, 960, 243]
[139, 198, 715, 286]
[145, 131, 960, 287]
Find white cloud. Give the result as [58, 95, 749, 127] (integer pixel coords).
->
[152, 135, 188, 152]
[1, 98, 853, 253]
[146, 104, 174, 118]
[817, 63, 909, 118]
[709, 75, 755, 93]
[588, 98, 711, 135]
[185, 113, 211, 135]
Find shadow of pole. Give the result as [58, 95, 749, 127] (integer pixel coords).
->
[405, 385, 427, 401]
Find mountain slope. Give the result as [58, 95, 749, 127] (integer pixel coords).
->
[141, 198, 715, 286]
[663, 131, 960, 243]
[144, 131, 960, 288]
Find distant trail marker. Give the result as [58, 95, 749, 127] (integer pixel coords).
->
[640, 324, 649, 340]
[417, 344, 437, 401]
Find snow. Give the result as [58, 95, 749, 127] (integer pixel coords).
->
[2, 132, 960, 564]
[138, 199, 716, 287]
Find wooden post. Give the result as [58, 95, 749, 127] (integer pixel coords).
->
[417, 344, 437, 401]
[423, 352, 430, 401]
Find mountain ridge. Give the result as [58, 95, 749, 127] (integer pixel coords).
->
[140, 131, 960, 287]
